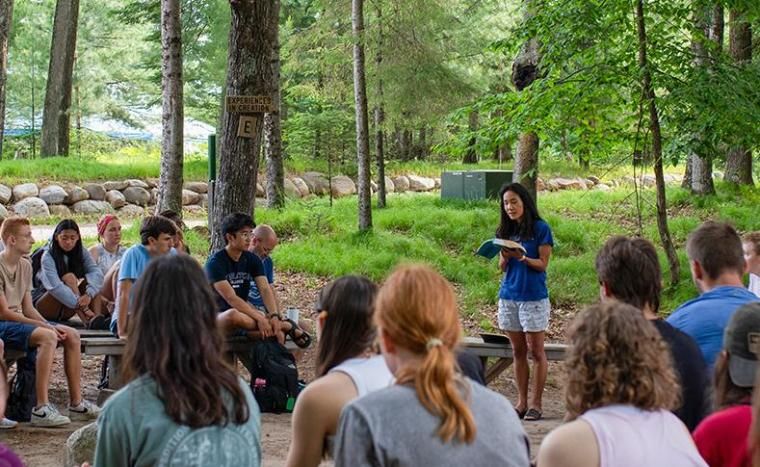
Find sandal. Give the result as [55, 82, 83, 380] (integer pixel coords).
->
[514, 407, 527, 420]
[523, 408, 543, 421]
[284, 318, 312, 349]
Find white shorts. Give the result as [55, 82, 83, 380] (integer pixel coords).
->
[497, 298, 550, 333]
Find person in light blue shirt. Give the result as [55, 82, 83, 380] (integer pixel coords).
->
[667, 221, 760, 368]
[111, 216, 176, 338]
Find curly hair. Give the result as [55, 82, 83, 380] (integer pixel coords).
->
[564, 301, 680, 420]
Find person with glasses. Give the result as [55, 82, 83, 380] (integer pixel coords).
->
[205, 213, 310, 347]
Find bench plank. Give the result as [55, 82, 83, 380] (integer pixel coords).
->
[461, 336, 567, 384]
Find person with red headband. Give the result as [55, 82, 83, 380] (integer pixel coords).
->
[88, 215, 126, 329]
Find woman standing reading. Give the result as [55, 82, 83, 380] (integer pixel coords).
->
[496, 182, 553, 421]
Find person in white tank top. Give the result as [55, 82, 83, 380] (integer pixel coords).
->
[537, 301, 707, 467]
[286, 276, 391, 467]
[742, 233, 760, 297]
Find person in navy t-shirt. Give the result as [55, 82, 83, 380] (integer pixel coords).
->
[495, 182, 553, 421]
[667, 221, 759, 368]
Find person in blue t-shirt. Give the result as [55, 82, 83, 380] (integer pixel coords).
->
[667, 221, 759, 368]
[496, 182, 554, 421]
[112, 216, 177, 338]
[205, 213, 310, 348]
[247, 225, 278, 312]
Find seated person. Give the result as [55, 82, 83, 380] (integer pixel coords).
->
[0, 338, 19, 429]
[537, 301, 706, 467]
[32, 219, 104, 327]
[89, 215, 126, 318]
[112, 215, 177, 338]
[743, 232, 760, 297]
[93, 255, 261, 466]
[205, 213, 310, 348]
[287, 276, 393, 467]
[334, 265, 530, 467]
[159, 209, 191, 255]
[0, 216, 100, 427]
[596, 236, 708, 430]
[693, 302, 760, 467]
[667, 221, 759, 367]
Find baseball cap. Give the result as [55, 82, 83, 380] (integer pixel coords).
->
[724, 302, 760, 388]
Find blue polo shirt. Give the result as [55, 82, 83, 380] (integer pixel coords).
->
[248, 256, 274, 311]
[498, 219, 554, 302]
[667, 286, 759, 368]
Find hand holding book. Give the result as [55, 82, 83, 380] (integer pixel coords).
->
[475, 238, 527, 260]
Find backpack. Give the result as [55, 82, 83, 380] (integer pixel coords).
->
[5, 353, 37, 422]
[248, 340, 300, 413]
[30, 246, 47, 289]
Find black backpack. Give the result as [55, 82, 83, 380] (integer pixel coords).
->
[248, 340, 300, 413]
[5, 354, 37, 422]
[30, 246, 47, 289]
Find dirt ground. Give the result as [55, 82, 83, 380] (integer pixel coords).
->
[2, 273, 570, 466]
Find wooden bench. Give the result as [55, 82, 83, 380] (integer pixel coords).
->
[461, 336, 568, 384]
[2, 330, 113, 365]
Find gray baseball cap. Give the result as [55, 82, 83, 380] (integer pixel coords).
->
[724, 302, 760, 388]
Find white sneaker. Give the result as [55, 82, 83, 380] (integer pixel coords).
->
[0, 417, 18, 429]
[31, 404, 71, 427]
[68, 400, 102, 421]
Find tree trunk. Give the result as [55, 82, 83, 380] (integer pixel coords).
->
[40, 0, 79, 157]
[401, 128, 412, 161]
[418, 126, 427, 160]
[709, 4, 723, 52]
[265, 0, 285, 209]
[636, 0, 680, 285]
[511, 1, 540, 201]
[462, 111, 479, 164]
[156, 0, 184, 215]
[374, 2, 386, 208]
[682, 154, 693, 188]
[724, 9, 752, 185]
[211, 0, 277, 250]
[0, 0, 13, 160]
[352, 0, 372, 231]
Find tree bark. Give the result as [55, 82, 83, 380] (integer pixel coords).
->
[636, 0, 680, 285]
[156, 0, 184, 215]
[463, 111, 478, 164]
[0, 0, 13, 160]
[418, 126, 427, 160]
[724, 9, 752, 185]
[352, 0, 372, 231]
[374, 1, 386, 208]
[41, 0, 79, 157]
[211, 0, 277, 250]
[265, 0, 285, 209]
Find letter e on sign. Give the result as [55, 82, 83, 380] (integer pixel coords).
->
[238, 115, 258, 139]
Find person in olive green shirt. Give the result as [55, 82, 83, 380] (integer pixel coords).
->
[93, 255, 261, 467]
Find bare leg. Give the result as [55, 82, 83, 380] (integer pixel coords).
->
[507, 331, 529, 413]
[217, 308, 258, 334]
[58, 325, 83, 405]
[29, 328, 58, 406]
[527, 331, 547, 411]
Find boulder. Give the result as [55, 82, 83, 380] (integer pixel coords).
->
[49, 205, 73, 217]
[123, 187, 151, 206]
[434, 177, 441, 189]
[182, 189, 201, 206]
[330, 175, 356, 197]
[392, 176, 410, 192]
[713, 170, 724, 180]
[106, 190, 127, 209]
[84, 183, 106, 201]
[0, 184, 11, 204]
[65, 422, 98, 467]
[587, 175, 600, 184]
[381, 177, 395, 193]
[370, 180, 377, 193]
[584, 178, 597, 187]
[0, 204, 8, 220]
[200, 193, 209, 208]
[65, 186, 89, 204]
[126, 179, 149, 189]
[620, 175, 636, 186]
[552, 178, 587, 190]
[184, 205, 205, 214]
[546, 179, 560, 191]
[72, 200, 113, 215]
[184, 181, 208, 194]
[291, 177, 310, 197]
[641, 175, 656, 187]
[146, 178, 159, 189]
[407, 175, 436, 192]
[12, 183, 39, 202]
[283, 179, 301, 198]
[593, 183, 612, 192]
[13, 197, 50, 218]
[118, 204, 145, 217]
[39, 185, 68, 205]
[103, 180, 129, 191]
[256, 183, 265, 198]
[536, 178, 546, 192]
[150, 188, 159, 205]
[300, 172, 330, 195]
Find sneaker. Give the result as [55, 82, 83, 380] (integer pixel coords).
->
[0, 417, 18, 429]
[31, 404, 71, 427]
[68, 400, 102, 421]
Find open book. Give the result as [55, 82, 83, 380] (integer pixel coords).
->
[475, 238, 526, 259]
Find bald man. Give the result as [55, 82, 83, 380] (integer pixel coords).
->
[247, 225, 280, 313]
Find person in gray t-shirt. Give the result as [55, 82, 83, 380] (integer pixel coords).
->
[334, 264, 530, 467]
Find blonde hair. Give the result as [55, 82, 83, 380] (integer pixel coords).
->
[0, 216, 30, 243]
[564, 301, 680, 420]
[375, 264, 475, 443]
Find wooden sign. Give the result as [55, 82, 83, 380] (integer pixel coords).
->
[237, 115, 259, 139]
[226, 95, 274, 113]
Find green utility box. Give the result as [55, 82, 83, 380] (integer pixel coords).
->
[441, 170, 513, 200]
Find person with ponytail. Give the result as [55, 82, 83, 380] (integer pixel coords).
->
[286, 276, 393, 467]
[32, 219, 104, 326]
[333, 264, 530, 467]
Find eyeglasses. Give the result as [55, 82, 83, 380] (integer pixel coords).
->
[236, 230, 253, 239]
